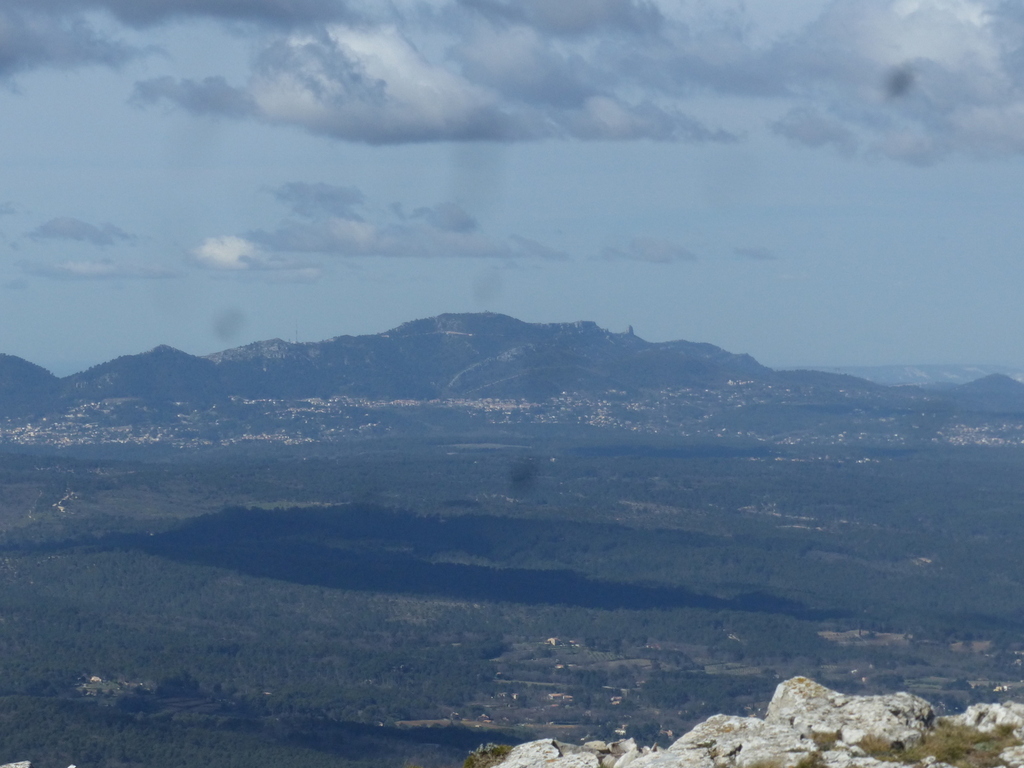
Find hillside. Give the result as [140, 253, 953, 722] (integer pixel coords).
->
[206, 313, 770, 400]
[0, 313, 1015, 451]
[0, 313, 774, 414]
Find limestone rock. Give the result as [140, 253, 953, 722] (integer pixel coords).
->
[819, 753, 902, 768]
[669, 714, 814, 768]
[948, 702, 1024, 740]
[488, 678, 1019, 768]
[551, 737, 648, 768]
[499, 741, 598, 768]
[1000, 745, 1024, 768]
[628, 745, 712, 768]
[765, 677, 934, 748]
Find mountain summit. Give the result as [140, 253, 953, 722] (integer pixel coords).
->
[205, 312, 769, 401]
[0, 313, 770, 416]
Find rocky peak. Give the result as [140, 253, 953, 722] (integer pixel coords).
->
[487, 678, 1024, 768]
[764, 676, 934, 749]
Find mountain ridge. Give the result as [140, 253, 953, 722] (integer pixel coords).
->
[0, 312, 774, 412]
[0, 313, 1010, 445]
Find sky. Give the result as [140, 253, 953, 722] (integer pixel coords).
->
[3, 0, 1024, 375]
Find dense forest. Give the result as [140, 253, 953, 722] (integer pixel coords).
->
[1, 438, 1024, 767]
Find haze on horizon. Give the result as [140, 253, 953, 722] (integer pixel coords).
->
[2, 0, 1024, 375]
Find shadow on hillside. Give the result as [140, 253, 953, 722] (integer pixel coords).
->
[120, 506, 842, 620]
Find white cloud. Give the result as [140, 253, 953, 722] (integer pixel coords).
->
[133, 19, 735, 143]
[11, 0, 1024, 160]
[246, 25, 514, 143]
[195, 184, 570, 269]
[192, 235, 263, 270]
[252, 212, 569, 260]
[766, 0, 1024, 161]
[190, 234, 324, 280]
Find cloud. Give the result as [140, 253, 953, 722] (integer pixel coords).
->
[0, 203, 15, 216]
[130, 76, 257, 118]
[21, 258, 178, 280]
[772, 108, 860, 156]
[195, 184, 569, 269]
[410, 201, 478, 232]
[507, 235, 570, 261]
[459, 0, 663, 36]
[14, 0, 1024, 161]
[132, 23, 736, 144]
[272, 182, 364, 218]
[28, 217, 136, 247]
[0, 8, 135, 78]
[758, 0, 1024, 162]
[4, 0, 352, 28]
[601, 237, 697, 263]
[734, 246, 778, 261]
[190, 235, 324, 280]
[250, 213, 569, 260]
[193, 235, 293, 269]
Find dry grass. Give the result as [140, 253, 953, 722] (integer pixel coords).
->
[858, 722, 1020, 768]
[794, 752, 827, 768]
[811, 731, 841, 751]
[464, 744, 513, 768]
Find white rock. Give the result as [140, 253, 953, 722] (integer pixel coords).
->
[490, 678, 1020, 768]
[628, 746, 714, 768]
[0, 763, 32, 768]
[819, 753, 899, 768]
[614, 747, 640, 768]
[668, 714, 815, 768]
[947, 702, 1024, 740]
[500, 741, 599, 768]
[765, 677, 934, 748]
[1001, 745, 1024, 768]
[611, 740, 639, 756]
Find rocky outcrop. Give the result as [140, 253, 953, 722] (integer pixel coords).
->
[765, 677, 934, 748]
[494, 738, 654, 768]
[0, 762, 32, 768]
[948, 703, 1024, 740]
[490, 678, 1024, 768]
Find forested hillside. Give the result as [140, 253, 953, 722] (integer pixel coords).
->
[2, 439, 1024, 766]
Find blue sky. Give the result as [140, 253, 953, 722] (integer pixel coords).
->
[2, 0, 1024, 375]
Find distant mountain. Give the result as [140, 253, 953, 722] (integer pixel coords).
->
[948, 373, 1024, 414]
[206, 313, 771, 401]
[62, 345, 226, 406]
[0, 313, 778, 417]
[0, 353, 59, 416]
[811, 364, 1024, 387]
[0, 313, 963, 429]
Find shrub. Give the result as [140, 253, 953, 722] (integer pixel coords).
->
[858, 722, 1020, 768]
[795, 752, 827, 768]
[811, 731, 840, 751]
[464, 743, 514, 768]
